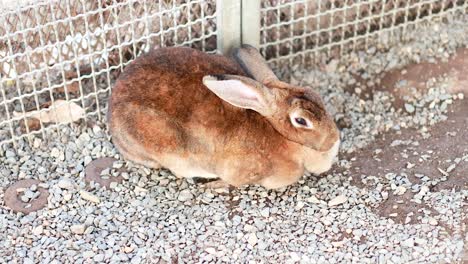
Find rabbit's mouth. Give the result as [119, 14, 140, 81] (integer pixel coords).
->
[324, 139, 340, 158]
[303, 139, 340, 174]
[316, 131, 340, 152]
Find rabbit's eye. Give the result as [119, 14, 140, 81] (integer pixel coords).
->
[295, 117, 307, 126]
[290, 112, 313, 129]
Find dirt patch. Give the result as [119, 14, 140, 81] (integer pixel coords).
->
[379, 48, 468, 106]
[349, 100, 467, 191]
[347, 99, 467, 223]
[339, 49, 468, 223]
[346, 48, 468, 106]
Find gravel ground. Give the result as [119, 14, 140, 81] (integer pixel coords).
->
[0, 15, 467, 263]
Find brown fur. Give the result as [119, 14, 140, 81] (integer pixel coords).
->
[108, 47, 339, 189]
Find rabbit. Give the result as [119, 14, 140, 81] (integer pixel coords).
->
[108, 45, 340, 189]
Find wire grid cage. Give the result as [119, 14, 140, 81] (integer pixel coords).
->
[0, 0, 467, 147]
[0, 0, 217, 146]
[260, 0, 467, 70]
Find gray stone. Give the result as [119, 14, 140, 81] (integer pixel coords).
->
[178, 190, 194, 202]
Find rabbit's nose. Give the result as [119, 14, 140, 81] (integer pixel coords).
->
[319, 132, 340, 152]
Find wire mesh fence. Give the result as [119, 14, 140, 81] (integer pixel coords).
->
[260, 0, 467, 72]
[0, 0, 217, 146]
[0, 0, 467, 146]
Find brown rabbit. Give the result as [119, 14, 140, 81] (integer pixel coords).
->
[108, 45, 340, 189]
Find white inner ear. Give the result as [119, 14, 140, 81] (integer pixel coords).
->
[203, 76, 264, 111]
[290, 111, 313, 129]
[209, 79, 258, 101]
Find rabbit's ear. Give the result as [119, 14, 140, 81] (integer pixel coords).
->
[203, 75, 271, 114]
[233, 44, 278, 84]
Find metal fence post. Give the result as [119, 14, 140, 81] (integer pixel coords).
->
[241, 0, 261, 49]
[216, 0, 241, 55]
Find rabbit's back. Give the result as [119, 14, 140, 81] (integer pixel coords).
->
[110, 47, 248, 134]
[112, 48, 244, 107]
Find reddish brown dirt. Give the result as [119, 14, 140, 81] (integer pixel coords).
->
[4, 179, 49, 214]
[379, 48, 468, 103]
[349, 100, 467, 190]
[349, 48, 468, 106]
[347, 100, 467, 224]
[85, 157, 124, 189]
[342, 48, 468, 224]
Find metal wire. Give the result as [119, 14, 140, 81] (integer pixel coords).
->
[260, 0, 467, 64]
[0, 0, 466, 146]
[0, 0, 217, 146]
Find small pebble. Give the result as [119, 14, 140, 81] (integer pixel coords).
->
[70, 224, 86, 235]
[57, 179, 74, 190]
[79, 190, 101, 204]
[328, 195, 348, 207]
[20, 195, 30, 203]
[32, 226, 43, 235]
[404, 103, 415, 113]
[178, 190, 194, 202]
[247, 233, 258, 246]
[428, 218, 438, 226]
